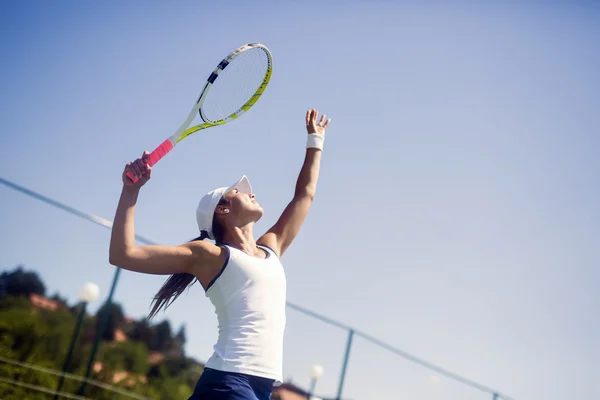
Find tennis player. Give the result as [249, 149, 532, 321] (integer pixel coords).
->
[109, 109, 331, 399]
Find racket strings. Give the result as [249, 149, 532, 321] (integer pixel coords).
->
[202, 48, 269, 122]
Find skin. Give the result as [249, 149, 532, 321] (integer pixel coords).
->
[109, 108, 331, 291]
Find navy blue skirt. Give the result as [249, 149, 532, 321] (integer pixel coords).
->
[188, 368, 274, 400]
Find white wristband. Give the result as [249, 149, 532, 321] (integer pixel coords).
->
[306, 134, 324, 150]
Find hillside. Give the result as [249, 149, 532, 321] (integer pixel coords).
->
[0, 265, 203, 399]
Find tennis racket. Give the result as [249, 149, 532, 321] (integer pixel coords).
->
[126, 42, 273, 183]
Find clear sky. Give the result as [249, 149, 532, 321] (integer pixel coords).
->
[1, 1, 598, 399]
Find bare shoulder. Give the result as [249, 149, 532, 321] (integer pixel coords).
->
[187, 239, 222, 257]
[186, 240, 229, 288]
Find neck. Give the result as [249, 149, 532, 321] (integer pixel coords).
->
[222, 223, 262, 257]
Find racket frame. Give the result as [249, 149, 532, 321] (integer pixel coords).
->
[126, 42, 273, 182]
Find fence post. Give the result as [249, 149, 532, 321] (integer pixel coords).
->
[336, 328, 354, 400]
[53, 302, 87, 400]
[77, 267, 121, 395]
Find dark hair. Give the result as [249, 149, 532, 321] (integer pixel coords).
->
[147, 198, 228, 320]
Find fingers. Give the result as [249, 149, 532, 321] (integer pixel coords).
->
[307, 109, 318, 123]
[307, 109, 330, 124]
[135, 158, 147, 176]
[125, 151, 152, 181]
[317, 113, 331, 128]
[143, 162, 152, 179]
[306, 108, 331, 132]
[129, 160, 142, 178]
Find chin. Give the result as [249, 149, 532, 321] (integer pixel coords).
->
[253, 207, 265, 221]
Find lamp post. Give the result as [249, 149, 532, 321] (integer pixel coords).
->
[53, 282, 99, 400]
[307, 364, 324, 400]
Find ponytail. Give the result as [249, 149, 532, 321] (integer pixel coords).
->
[147, 230, 210, 320]
[147, 199, 228, 320]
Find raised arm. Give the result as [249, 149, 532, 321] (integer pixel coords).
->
[109, 152, 221, 276]
[259, 109, 331, 256]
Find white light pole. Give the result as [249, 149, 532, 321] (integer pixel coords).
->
[307, 364, 324, 399]
[54, 282, 100, 399]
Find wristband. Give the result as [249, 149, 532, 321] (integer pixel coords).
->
[306, 134, 324, 150]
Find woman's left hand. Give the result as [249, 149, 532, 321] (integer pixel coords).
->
[306, 108, 331, 136]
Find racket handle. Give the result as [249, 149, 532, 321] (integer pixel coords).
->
[126, 139, 174, 183]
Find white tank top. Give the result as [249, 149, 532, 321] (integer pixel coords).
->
[204, 243, 287, 384]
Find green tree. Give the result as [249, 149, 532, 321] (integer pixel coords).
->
[0, 265, 46, 297]
[97, 341, 149, 375]
[0, 361, 57, 400]
[149, 320, 172, 352]
[0, 273, 207, 400]
[0, 302, 75, 365]
[0, 298, 77, 399]
[0, 294, 32, 310]
[49, 291, 69, 308]
[147, 374, 194, 400]
[95, 302, 125, 341]
[175, 324, 186, 345]
[130, 318, 153, 344]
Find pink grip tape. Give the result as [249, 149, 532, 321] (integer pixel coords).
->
[126, 139, 174, 183]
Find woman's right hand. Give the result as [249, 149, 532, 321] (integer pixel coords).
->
[122, 151, 152, 189]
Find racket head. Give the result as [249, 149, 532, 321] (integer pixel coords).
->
[199, 43, 272, 124]
[171, 43, 273, 145]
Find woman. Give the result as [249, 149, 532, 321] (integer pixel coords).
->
[109, 109, 331, 399]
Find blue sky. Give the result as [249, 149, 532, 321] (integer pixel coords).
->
[1, 1, 599, 399]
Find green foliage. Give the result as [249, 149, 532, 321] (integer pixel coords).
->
[95, 302, 125, 341]
[0, 265, 46, 297]
[98, 341, 149, 375]
[175, 324, 186, 345]
[0, 306, 74, 364]
[146, 374, 195, 400]
[149, 319, 172, 352]
[0, 295, 32, 311]
[0, 268, 205, 399]
[48, 291, 69, 308]
[130, 318, 182, 353]
[130, 318, 153, 345]
[147, 354, 202, 388]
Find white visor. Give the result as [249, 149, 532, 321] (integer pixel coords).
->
[196, 175, 252, 240]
